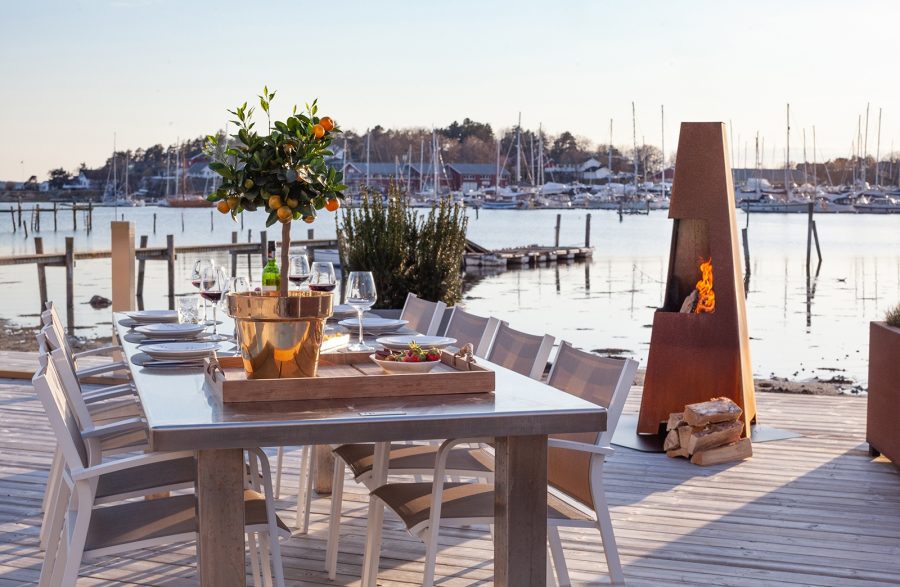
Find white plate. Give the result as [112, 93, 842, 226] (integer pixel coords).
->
[339, 317, 408, 333]
[331, 304, 359, 319]
[375, 335, 457, 351]
[125, 310, 179, 323]
[139, 342, 220, 359]
[135, 323, 207, 338]
[370, 354, 441, 374]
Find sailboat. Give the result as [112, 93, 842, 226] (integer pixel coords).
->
[163, 142, 214, 208]
[97, 135, 141, 207]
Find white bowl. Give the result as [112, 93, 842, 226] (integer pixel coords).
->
[370, 354, 441, 374]
[376, 335, 457, 351]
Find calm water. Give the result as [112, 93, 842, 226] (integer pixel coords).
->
[1, 204, 897, 387]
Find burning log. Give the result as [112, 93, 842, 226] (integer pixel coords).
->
[679, 290, 699, 313]
[664, 397, 751, 465]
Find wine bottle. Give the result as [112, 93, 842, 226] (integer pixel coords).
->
[261, 256, 280, 293]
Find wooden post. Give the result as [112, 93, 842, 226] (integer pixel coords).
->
[166, 234, 176, 310]
[259, 230, 268, 267]
[17, 199, 23, 228]
[307, 228, 314, 240]
[72, 204, 77, 231]
[34, 206, 40, 232]
[196, 449, 246, 587]
[88, 202, 93, 232]
[812, 220, 822, 264]
[806, 202, 813, 274]
[554, 213, 561, 247]
[181, 211, 185, 232]
[246, 230, 253, 276]
[742, 228, 751, 276]
[230, 231, 238, 277]
[111, 221, 136, 312]
[152, 212, 157, 234]
[210, 210, 214, 231]
[9, 209, 15, 233]
[314, 446, 334, 495]
[35, 237, 47, 313]
[136, 235, 149, 299]
[584, 213, 591, 247]
[64, 237, 75, 335]
[53, 202, 58, 231]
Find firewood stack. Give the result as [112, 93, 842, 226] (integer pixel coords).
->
[663, 397, 752, 466]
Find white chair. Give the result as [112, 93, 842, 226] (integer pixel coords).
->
[271, 293, 447, 527]
[34, 356, 290, 587]
[369, 342, 638, 587]
[400, 293, 447, 336]
[442, 308, 504, 357]
[324, 323, 554, 579]
[42, 302, 132, 383]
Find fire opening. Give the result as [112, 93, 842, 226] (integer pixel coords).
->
[695, 257, 715, 313]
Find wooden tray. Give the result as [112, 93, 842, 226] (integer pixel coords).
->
[206, 350, 495, 403]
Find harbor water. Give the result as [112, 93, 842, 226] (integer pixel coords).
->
[0, 204, 897, 388]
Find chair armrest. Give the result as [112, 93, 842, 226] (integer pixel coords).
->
[73, 345, 124, 359]
[76, 360, 131, 380]
[70, 450, 195, 482]
[82, 383, 136, 403]
[82, 417, 146, 439]
[548, 438, 614, 457]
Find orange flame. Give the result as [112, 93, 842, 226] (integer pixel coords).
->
[694, 257, 715, 313]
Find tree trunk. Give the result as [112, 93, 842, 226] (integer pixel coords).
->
[280, 221, 290, 297]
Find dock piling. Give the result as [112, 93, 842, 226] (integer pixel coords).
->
[153, 213, 157, 234]
[64, 237, 75, 335]
[230, 231, 238, 277]
[136, 235, 148, 299]
[53, 203, 58, 231]
[584, 213, 591, 247]
[166, 234, 176, 310]
[34, 237, 47, 313]
[554, 214, 561, 247]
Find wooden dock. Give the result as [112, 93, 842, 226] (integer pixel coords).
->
[0, 353, 898, 585]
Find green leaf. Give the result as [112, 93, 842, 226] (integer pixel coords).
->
[265, 210, 277, 227]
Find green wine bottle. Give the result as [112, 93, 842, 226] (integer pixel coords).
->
[261, 256, 280, 293]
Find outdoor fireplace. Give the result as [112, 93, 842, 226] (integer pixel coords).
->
[637, 122, 756, 435]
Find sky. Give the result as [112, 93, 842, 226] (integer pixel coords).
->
[2, 0, 899, 180]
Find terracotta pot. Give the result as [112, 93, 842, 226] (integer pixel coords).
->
[867, 321, 900, 464]
[226, 291, 333, 379]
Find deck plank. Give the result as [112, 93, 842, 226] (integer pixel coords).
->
[0, 353, 898, 586]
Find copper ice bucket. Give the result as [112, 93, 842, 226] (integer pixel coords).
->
[226, 291, 333, 379]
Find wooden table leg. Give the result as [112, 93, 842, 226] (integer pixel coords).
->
[197, 448, 246, 587]
[360, 441, 389, 587]
[314, 445, 335, 495]
[494, 435, 548, 587]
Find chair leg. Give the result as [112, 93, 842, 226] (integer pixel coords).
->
[325, 456, 346, 579]
[54, 486, 92, 587]
[295, 445, 309, 530]
[38, 482, 69, 587]
[548, 525, 570, 586]
[301, 447, 315, 533]
[422, 526, 440, 587]
[40, 453, 64, 551]
[274, 446, 284, 499]
[594, 487, 625, 585]
[547, 543, 558, 586]
[248, 532, 263, 587]
[257, 533, 274, 587]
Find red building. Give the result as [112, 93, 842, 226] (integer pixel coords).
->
[444, 163, 509, 192]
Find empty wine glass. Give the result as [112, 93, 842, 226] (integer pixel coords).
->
[223, 276, 250, 343]
[345, 271, 377, 351]
[192, 258, 214, 320]
[200, 265, 229, 342]
[308, 262, 337, 293]
[288, 255, 311, 290]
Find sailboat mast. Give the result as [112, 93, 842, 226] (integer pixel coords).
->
[608, 119, 613, 182]
[515, 112, 522, 184]
[432, 129, 438, 199]
[875, 107, 882, 187]
[802, 129, 808, 186]
[812, 126, 817, 188]
[407, 145, 413, 193]
[538, 123, 544, 185]
[165, 145, 171, 198]
[631, 102, 638, 193]
[419, 138, 424, 193]
[112, 133, 117, 200]
[755, 132, 761, 198]
[785, 103, 791, 198]
[495, 138, 501, 192]
[863, 102, 870, 185]
[365, 129, 370, 188]
[660, 105, 665, 196]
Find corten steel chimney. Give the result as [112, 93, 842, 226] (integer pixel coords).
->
[637, 122, 756, 435]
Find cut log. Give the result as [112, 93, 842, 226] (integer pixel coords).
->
[679, 289, 699, 313]
[683, 397, 743, 427]
[677, 426, 692, 452]
[691, 437, 753, 466]
[666, 412, 687, 431]
[666, 446, 689, 458]
[686, 419, 744, 455]
[663, 429, 681, 451]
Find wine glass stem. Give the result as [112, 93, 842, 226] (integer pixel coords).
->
[212, 305, 218, 337]
[356, 308, 364, 346]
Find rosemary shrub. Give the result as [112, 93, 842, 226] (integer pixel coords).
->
[337, 186, 468, 309]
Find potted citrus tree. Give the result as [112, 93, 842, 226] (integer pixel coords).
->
[206, 87, 345, 378]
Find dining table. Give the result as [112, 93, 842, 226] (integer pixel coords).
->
[115, 311, 608, 587]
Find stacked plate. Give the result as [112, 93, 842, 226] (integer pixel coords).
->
[375, 335, 457, 351]
[138, 342, 220, 361]
[338, 317, 409, 336]
[330, 304, 359, 321]
[135, 322, 207, 340]
[125, 310, 179, 324]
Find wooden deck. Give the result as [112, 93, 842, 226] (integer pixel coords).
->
[1, 360, 898, 585]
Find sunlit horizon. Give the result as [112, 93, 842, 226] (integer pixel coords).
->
[2, 0, 899, 180]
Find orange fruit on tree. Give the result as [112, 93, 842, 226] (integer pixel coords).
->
[319, 117, 335, 132]
[226, 197, 239, 210]
[303, 215, 315, 224]
[325, 198, 340, 212]
[276, 206, 293, 222]
[216, 200, 230, 214]
[285, 197, 299, 209]
[312, 124, 325, 139]
[267, 195, 283, 210]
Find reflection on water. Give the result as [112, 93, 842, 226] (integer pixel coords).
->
[1, 206, 897, 386]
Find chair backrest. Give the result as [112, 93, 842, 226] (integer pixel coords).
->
[545, 341, 638, 511]
[443, 308, 504, 358]
[400, 293, 447, 336]
[42, 303, 75, 358]
[486, 322, 555, 380]
[39, 327, 96, 431]
[33, 356, 89, 474]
